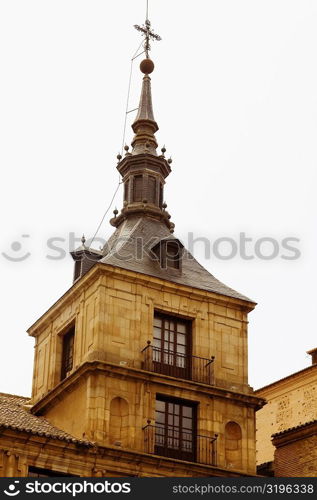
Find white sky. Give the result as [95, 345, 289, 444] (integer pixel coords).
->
[0, 0, 316, 397]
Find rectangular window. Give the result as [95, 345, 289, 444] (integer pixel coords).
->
[166, 242, 181, 269]
[61, 326, 75, 380]
[148, 176, 157, 204]
[153, 313, 191, 378]
[159, 184, 163, 208]
[133, 175, 143, 202]
[73, 259, 82, 281]
[124, 179, 130, 202]
[155, 396, 196, 461]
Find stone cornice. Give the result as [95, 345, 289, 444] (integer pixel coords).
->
[0, 429, 259, 477]
[31, 360, 265, 415]
[117, 153, 171, 179]
[28, 263, 255, 335]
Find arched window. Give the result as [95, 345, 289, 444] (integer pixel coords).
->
[109, 397, 129, 447]
[225, 421, 242, 469]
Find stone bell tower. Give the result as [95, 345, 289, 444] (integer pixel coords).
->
[27, 15, 264, 477]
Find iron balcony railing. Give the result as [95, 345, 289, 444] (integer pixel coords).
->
[143, 421, 218, 466]
[142, 342, 215, 385]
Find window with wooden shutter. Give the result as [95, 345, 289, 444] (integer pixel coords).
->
[133, 175, 143, 202]
[74, 259, 82, 281]
[124, 179, 130, 202]
[155, 396, 196, 462]
[61, 326, 75, 380]
[153, 313, 191, 378]
[166, 242, 181, 269]
[148, 176, 157, 204]
[159, 183, 163, 208]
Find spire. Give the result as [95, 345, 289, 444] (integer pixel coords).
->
[110, 14, 174, 232]
[131, 19, 161, 156]
[131, 65, 158, 155]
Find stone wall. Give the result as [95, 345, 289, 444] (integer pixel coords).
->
[273, 421, 317, 477]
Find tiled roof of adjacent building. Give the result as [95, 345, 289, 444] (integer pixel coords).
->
[272, 419, 317, 438]
[0, 393, 92, 446]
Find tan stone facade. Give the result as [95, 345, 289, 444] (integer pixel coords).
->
[255, 363, 317, 466]
[22, 263, 262, 476]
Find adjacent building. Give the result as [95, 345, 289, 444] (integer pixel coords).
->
[256, 349, 317, 476]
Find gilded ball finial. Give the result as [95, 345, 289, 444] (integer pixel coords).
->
[140, 58, 155, 74]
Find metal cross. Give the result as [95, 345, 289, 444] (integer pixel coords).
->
[134, 19, 162, 58]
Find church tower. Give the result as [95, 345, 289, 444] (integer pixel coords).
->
[27, 16, 264, 477]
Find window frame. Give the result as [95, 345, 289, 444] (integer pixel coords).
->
[147, 175, 157, 204]
[133, 174, 143, 202]
[152, 312, 192, 379]
[60, 324, 75, 381]
[154, 395, 197, 462]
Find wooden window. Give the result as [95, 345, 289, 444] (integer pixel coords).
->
[61, 326, 75, 380]
[159, 184, 163, 208]
[124, 179, 130, 202]
[133, 175, 143, 202]
[152, 240, 183, 270]
[166, 242, 181, 269]
[155, 396, 196, 462]
[153, 313, 191, 378]
[148, 176, 157, 204]
[74, 259, 82, 281]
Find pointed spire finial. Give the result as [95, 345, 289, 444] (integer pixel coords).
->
[81, 234, 86, 247]
[131, 13, 161, 155]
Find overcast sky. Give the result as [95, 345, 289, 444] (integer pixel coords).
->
[1, 0, 316, 397]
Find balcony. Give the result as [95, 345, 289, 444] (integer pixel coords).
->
[143, 422, 218, 466]
[142, 342, 215, 385]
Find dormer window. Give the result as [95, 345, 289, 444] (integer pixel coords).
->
[74, 259, 82, 281]
[70, 246, 102, 283]
[166, 242, 181, 269]
[152, 238, 184, 271]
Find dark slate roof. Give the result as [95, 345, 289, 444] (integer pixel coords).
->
[0, 393, 92, 446]
[101, 216, 254, 303]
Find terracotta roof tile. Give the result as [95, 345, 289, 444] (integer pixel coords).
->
[0, 393, 92, 446]
[272, 419, 317, 438]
